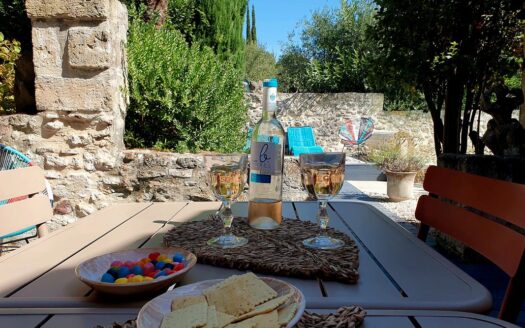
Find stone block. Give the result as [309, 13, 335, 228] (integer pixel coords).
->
[95, 150, 116, 171]
[76, 203, 97, 218]
[176, 157, 200, 169]
[44, 154, 69, 170]
[31, 25, 61, 76]
[67, 27, 111, 70]
[35, 76, 118, 112]
[43, 120, 64, 134]
[26, 0, 110, 20]
[168, 169, 193, 178]
[67, 135, 91, 147]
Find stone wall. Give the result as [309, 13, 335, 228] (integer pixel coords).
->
[0, 0, 129, 229]
[247, 92, 384, 152]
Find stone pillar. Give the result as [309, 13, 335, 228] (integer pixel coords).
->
[15, 0, 128, 225]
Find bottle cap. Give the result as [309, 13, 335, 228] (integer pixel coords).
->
[263, 79, 278, 88]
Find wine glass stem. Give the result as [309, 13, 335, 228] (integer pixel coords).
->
[318, 199, 329, 236]
[221, 200, 233, 236]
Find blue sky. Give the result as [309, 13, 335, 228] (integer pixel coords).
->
[246, 0, 341, 59]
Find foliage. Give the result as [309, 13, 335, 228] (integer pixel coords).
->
[123, 0, 247, 71]
[125, 16, 247, 153]
[367, 132, 426, 172]
[276, 45, 309, 93]
[278, 0, 375, 93]
[0, 0, 31, 52]
[370, 0, 523, 155]
[0, 32, 20, 114]
[192, 0, 248, 72]
[245, 43, 277, 81]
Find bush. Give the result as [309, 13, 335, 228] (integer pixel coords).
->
[0, 32, 20, 114]
[367, 132, 426, 172]
[245, 42, 277, 82]
[125, 18, 247, 153]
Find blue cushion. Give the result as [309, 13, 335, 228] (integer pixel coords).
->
[0, 225, 36, 239]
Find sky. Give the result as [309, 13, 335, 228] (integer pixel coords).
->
[247, 0, 341, 59]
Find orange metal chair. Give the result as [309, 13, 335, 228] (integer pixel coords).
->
[416, 165, 525, 323]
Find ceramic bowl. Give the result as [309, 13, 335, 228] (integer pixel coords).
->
[75, 247, 197, 296]
[137, 276, 305, 328]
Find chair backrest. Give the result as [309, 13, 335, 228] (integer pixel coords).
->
[340, 117, 375, 146]
[416, 165, 525, 321]
[0, 166, 52, 236]
[288, 127, 318, 148]
[357, 117, 374, 144]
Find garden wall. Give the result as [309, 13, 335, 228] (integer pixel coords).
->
[247, 92, 384, 152]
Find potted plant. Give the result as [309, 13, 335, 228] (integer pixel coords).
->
[368, 132, 426, 201]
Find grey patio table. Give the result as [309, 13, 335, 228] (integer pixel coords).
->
[0, 201, 491, 313]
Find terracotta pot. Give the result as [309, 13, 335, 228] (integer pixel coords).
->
[385, 170, 417, 202]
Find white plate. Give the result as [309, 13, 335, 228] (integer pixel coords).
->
[137, 276, 306, 328]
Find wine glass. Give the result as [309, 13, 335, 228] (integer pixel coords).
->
[300, 152, 346, 249]
[204, 154, 249, 248]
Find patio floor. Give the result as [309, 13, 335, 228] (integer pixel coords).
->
[339, 163, 525, 327]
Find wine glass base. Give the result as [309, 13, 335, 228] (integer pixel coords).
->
[207, 235, 248, 248]
[303, 236, 345, 250]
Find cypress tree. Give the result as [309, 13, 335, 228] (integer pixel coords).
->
[251, 5, 257, 43]
[246, 5, 251, 43]
[194, 0, 248, 72]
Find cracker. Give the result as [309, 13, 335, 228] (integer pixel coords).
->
[216, 310, 236, 328]
[204, 273, 278, 316]
[227, 310, 279, 328]
[277, 302, 298, 326]
[171, 295, 207, 311]
[161, 301, 207, 328]
[207, 305, 219, 328]
[234, 292, 293, 322]
[242, 273, 278, 306]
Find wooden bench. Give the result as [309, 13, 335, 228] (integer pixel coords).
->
[416, 165, 525, 323]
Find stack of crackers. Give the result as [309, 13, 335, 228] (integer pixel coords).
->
[161, 273, 298, 328]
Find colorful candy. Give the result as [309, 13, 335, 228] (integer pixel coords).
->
[100, 252, 186, 284]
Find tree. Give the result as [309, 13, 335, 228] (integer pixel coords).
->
[277, 0, 375, 93]
[245, 43, 277, 81]
[370, 0, 522, 156]
[246, 5, 251, 43]
[251, 5, 257, 43]
[193, 0, 248, 72]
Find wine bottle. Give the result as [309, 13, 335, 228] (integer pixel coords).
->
[248, 79, 285, 230]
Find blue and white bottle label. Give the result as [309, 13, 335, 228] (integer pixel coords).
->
[250, 141, 281, 175]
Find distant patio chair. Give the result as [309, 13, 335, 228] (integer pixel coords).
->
[243, 127, 254, 152]
[287, 126, 324, 156]
[0, 144, 53, 249]
[339, 117, 374, 152]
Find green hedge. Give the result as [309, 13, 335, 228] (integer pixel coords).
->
[125, 18, 247, 153]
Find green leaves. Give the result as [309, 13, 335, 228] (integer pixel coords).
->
[125, 19, 247, 153]
[278, 0, 375, 93]
[0, 33, 20, 114]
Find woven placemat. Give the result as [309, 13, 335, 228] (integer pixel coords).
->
[96, 306, 366, 328]
[163, 216, 359, 284]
